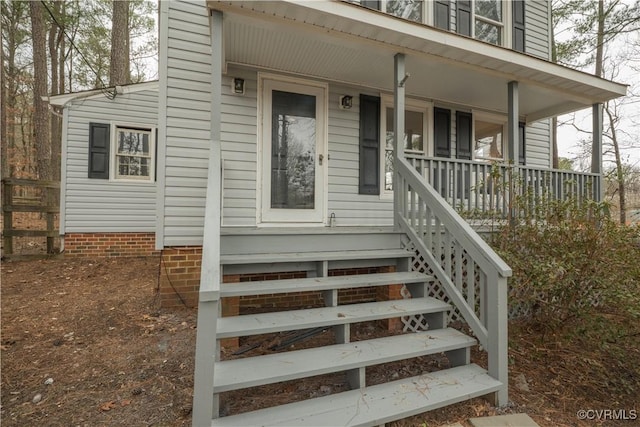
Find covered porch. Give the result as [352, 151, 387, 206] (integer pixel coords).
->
[208, 0, 625, 222]
[190, 1, 627, 425]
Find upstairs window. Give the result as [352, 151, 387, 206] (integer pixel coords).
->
[385, 0, 423, 22]
[351, 1, 524, 51]
[474, 0, 503, 45]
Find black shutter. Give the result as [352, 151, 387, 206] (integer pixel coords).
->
[513, 0, 526, 52]
[519, 122, 526, 165]
[456, 111, 472, 160]
[88, 122, 110, 179]
[359, 95, 380, 195]
[456, 0, 472, 36]
[434, 107, 451, 158]
[361, 0, 380, 10]
[434, 0, 450, 30]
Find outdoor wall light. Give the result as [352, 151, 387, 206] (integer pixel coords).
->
[339, 95, 353, 110]
[233, 78, 245, 94]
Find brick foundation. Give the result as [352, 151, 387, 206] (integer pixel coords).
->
[64, 232, 159, 258]
[158, 247, 203, 308]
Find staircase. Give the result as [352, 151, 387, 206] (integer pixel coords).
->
[192, 235, 503, 426]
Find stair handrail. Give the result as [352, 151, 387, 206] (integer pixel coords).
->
[396, 156, 510, 404]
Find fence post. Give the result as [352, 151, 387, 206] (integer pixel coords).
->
[2, 180, 14, 255]
[46, 184, 55, 253]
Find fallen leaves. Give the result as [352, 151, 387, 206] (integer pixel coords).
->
[99, 399, 131, 412]
[99, 401, 117, 412]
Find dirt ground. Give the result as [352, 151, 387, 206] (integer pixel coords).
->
[1, 256, 638, 426]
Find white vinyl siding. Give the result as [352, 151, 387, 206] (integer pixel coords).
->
[63, 90, 157, 233]
[158, 0, 554, 245]
[525, 119, 552, 168]
[328, 85, 393, 226]
[525, 0, 551, 60]
[161, 0, 212, 246]
[221, 68, 258, 226]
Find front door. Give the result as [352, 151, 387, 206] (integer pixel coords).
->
[260, 77, 326, 224]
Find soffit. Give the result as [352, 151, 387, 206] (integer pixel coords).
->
[210, 1, 626, 122]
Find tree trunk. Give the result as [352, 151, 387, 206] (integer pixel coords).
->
[109, 0, 130, 86]
[30, 0, 51, 181]
[1, 26, 7, 180]
[595, 0, 605, 78]
[605, 105, 626, 224]
[49, 1, 62, 182]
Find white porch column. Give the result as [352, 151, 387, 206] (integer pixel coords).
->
[591, 103, 604, 201]
[192, 9, 223, 427]
[507, 81, 519, 221]
[393, 53, 406, 228]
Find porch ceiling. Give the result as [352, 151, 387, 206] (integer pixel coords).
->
[210, 1, 627, 123]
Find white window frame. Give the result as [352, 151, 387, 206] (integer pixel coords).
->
[110, 122, 156, 183]
[472, 111, 507, 162]
[380, 95, 432, 198]
[471, 0, 512, 48]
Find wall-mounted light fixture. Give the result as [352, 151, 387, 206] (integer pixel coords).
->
[232, 78, 245, 95]
[339, 95, 353, 110]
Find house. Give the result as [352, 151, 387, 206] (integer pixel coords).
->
[47, 81, 159, 257]
[50, 1, 627, 425]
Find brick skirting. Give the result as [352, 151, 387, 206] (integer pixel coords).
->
[63, 233, 159, 258]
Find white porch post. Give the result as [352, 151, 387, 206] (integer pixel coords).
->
[591, 103, 604, 202]
[192, 9, 223, 427]
[393, 53, 406, 228]
[507, 81, 519, 221]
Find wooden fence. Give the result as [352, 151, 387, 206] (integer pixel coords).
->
[2, 178, 60, 258]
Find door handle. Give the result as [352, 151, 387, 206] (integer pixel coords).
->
[319, 154, 324, 165]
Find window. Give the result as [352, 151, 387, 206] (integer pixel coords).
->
[457, 1, 515, 48]
[353, 0, 423, 23]
[381, 97, 430, 192]
[114, 127, 153, 180]
[474, 117, 505, 161]
[474, 0, 503, 45]
[385, 0, 423, 22]
[87, 122, 155, 181]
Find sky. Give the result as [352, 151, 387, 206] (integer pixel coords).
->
[555, 10, 640, 172]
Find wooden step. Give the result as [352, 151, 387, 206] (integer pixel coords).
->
[216, 297, 450, 339]
[220, 248, 412, 265]
[220, 271, 432, 297]
[212, 364, 502, 426]
[214, 328, 475, 393]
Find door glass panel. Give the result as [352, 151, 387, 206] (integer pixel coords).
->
[271, 90, 316, 210]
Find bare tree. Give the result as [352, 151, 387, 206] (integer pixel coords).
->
[552, 0, 640, 222]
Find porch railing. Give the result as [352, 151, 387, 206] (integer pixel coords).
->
[405, 155, 601, 219]
[396, 156, 511, 404]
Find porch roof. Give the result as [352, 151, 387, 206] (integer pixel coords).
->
[209, 0, 627, 123]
